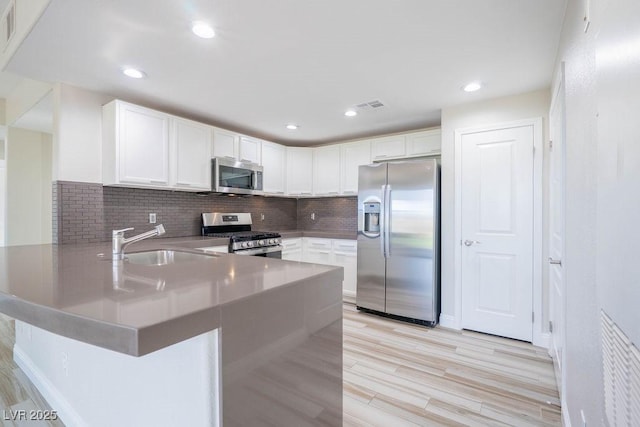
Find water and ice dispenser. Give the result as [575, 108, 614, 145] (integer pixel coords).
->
[363, 202, 381, 234]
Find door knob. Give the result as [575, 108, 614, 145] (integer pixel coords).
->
[463, 240, 481, 246]
[549, 257, 562, 265]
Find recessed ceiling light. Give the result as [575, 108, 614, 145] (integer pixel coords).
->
[344, 110, 357, 117]
[122, 68, 146, 79]
[463, 81, 482, 92]
[286, 124, 298, 130]
[192, 21, 215, 39]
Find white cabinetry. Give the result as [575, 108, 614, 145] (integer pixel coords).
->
[406, 129, 441, 157]
[340, 140, 371, 195]
[103, 100, 170, 189]
[303, 238, 333, 264]
[286, 147, 313, 196]
[332, 240, 357, 298]
[313, 145, 341, 196]
[300, 237, 357, 300]
[213, 129, 262, 164]
[261, 141, 286, 195]
[171, 117, 212, 191]
[104, 100, 212, 192]
[197, 245, 228, 254]
[238, 136, 261, 164]
[281, 238, 302, 261]
[212, 128, 238, 160]
[371, 135, 406, 161]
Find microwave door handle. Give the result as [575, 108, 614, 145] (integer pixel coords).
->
[252, 171, 257, 189]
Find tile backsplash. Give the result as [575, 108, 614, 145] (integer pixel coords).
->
[53, 181, 356, 244]
[297, 197, 357, 232]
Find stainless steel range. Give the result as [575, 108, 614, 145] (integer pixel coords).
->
[201, 213, 282, 258]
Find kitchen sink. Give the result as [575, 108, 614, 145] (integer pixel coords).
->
[125, 249, 218, 266]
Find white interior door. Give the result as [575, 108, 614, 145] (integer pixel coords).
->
[461, 125, 534, 341]
[549, 71, 566, 396]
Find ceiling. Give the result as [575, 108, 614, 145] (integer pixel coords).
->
[3, 0, 567, 145]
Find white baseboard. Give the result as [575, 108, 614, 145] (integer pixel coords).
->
[439, 314, 461, 330]
[534, 332, 550, 349]
[13, 345, 84, 427]
[342, 290, 356, 305]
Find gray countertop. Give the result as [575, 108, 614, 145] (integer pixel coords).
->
[0, 236, 342, 356]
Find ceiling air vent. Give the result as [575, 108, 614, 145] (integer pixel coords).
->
[2, 1, 15, 47]
[355, 100, 386, 111]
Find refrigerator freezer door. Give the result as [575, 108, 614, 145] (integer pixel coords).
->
[385, 160, 439, 322]
[356, 163, 387, 312]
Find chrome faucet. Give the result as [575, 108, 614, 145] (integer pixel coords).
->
[112, 224, 166, 260]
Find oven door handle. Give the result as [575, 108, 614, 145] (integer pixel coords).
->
[233, 245, 282, 256]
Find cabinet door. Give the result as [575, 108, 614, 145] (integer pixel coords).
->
[212, 129, 238, 159]
[406, 129, 441, 157]
[118, 102, 170, 186]
[172, 118, 212, 191]
[340, 140, 371, 195]
[281, 238, 302, 261]
[286, 147, 313, 196]
[313, 145, 341, 196]
[333, 240, 357, 296]
[238, 136, 261, 164]
[261, 141, 286, 195]
[302, 238, 333, 264]
[371, 135, 406, 161]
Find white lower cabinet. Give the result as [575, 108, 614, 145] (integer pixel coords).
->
[331, 240, 357, 298]
[299, 237, 357, 300]
[281, 238, 302, 261]
[197, 245, 228, 254]
[303, 238, 333, 264]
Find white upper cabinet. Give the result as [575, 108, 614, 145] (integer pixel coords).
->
[313, 145, 341, 196]
[261, 141, 286, 195]
[286, 147, 313, 196]
[238, 136, 262, 164]
[212, 128, 238, 160]
[370, 135, 406, 161]
[103, 100, 170, 189]
[406, 129, 441, 157]
[104, 100, 212, 192]
[340, 140, 371, 195]
[213, 129, 261, 164]
[171, 117, 212, 191]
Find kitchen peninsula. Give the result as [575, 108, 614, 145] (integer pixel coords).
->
[0, 238, 343, 426]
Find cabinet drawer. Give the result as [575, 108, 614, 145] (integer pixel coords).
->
[332, 239, 356, 253]
[303, 238, 332, 250]
[281, 238, 302, 250]
[197, 245, 228, 254]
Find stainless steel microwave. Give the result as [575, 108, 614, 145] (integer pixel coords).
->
[212, 158, 263, 195]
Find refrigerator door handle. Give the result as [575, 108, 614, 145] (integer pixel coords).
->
[384, 184, 392, 257]
[380, 185, 387, 258]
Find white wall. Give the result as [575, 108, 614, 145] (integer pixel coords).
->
[5, 127, 52, 245]
[439, 90, 550, 327]
[52, 84, 112, 183]
[5, 78, 52, 125]
[551, 0, 640, 425]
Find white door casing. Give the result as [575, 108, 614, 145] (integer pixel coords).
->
[549, 65, 566, 400]
[457, 121, 539, 342]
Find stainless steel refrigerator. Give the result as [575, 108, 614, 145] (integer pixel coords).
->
[356, 159, 440, 325]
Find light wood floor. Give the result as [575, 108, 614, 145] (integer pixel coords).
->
[0, 308, 560, 426]
[343, 303, 561, 426]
